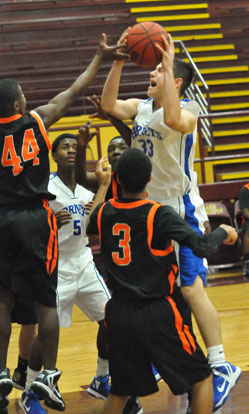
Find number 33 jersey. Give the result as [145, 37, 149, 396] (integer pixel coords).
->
[48, 174, 94, 253]
[0, 111, 55, 204]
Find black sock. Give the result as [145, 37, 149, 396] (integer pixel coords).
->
[17, 356, 28, 373]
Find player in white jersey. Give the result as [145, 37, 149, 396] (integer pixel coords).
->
[101, 31, 241, 412]
[48, 133, 111, 401]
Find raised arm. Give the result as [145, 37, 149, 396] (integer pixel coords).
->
[34, 34, 129, 130]
[74, 123, 99, 192]
[156, 34, 197, 134]
[101, 60, 140, 120]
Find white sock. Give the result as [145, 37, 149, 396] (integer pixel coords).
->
[25, 367, 41, 390]
[96, 357, 109, 378]
[207, 345, 226, 365]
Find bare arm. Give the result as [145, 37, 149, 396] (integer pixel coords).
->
[156, 34, 197, 134]
[74, 123, 98, 192]
[34, 34, 129, 130]
[86, 156, 111, 228]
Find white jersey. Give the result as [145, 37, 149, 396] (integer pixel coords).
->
[48, 173, 94, 253]
[131, 98, 200, 203]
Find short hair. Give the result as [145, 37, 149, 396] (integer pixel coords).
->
[52, 133, 77, 153]
[0, 78, 21, 117]
[117, 148, 152, 193]
[173, 58, 193, 95]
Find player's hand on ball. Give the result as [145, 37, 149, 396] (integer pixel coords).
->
[97, 33, 129, 62]
[155, 33, 175, 70]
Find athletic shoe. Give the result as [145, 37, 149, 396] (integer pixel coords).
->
[151, 364, 161, 382]
[243, 259, 249, 278]
[19, 390, 47, 414]
[0, 393, 9, 410]
[31, 369, 65, 411]
[123, 397, 143, 414]
[212, 362, 242, 412]
[44, 385, 66, 411]
[0, 370, 12, 398]
[12, 368, 26, 390]
[87, 375, 110, 400]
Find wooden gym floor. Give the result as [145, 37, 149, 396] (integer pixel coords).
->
[7, 268, 249, 414]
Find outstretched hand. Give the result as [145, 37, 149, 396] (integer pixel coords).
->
[87, 95, 108, 120]
[77, 122, 97, 147]
[97, 33, 130, 62]
[96, 155, 112, 188]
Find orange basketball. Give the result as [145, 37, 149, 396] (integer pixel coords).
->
[126, 21, 167, 68]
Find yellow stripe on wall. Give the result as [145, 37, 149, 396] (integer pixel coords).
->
[131, 4, 208, 12]
[197, 78, 249, 86]
[211, 103, 249, 110]
[137, 13, 210, 22]
[176, 34, 223, 41]
[213, 129, 249, 137]
[200, 66, 248, 74]
[185, 55, 238, 63]
[165, 23, 221, 31]
[212, 116, 249, 124]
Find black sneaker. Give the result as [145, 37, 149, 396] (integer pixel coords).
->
[31, 370, 65, 411]
[0, 370, 12, 398]
[123, 397, 143, 414]
[0, 393, 9, 411]
[12, 368, 26, 390]
[243, 259, 249, 278]
[44, 385, 65, 411]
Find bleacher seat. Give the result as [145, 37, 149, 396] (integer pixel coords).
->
[205, 201, 242, 269]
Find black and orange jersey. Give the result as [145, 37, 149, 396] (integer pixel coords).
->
[239, 183, 249, 211]
[87, 198, 227, 299]
[105, 172, 122, 201]
[0, 111, 55, 204]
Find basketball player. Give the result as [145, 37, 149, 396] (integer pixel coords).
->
[86, 148, 238, 414]
[75, 125, 143, 414]
[0, 34, 128, 414]
[238, 183, 249, 277]
[100, 32, 242, 412]
[49, 133, 111, 400]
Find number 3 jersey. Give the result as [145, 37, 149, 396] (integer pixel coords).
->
[0, 111, 55, 204]
[48, 174, 94, 253]
[131, 98, 200, 203]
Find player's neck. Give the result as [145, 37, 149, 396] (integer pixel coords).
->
[122, 188, 147, 200]
[57, 169, 76, 193]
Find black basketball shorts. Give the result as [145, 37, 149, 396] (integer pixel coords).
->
[12, 295, 38, 325]
[0, 200, 58, 307]
[105, 294, 211, 397]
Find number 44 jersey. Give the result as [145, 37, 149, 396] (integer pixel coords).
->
[0, 111, 55, 204]
[48, 174, 94, 253]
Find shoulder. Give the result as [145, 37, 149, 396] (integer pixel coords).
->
[181, 99, 200, 116]
[75, 183, 94, 201]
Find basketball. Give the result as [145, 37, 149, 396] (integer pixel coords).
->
[126, 21, 167, 68]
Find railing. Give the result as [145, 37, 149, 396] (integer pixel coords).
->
[196, 109, 249, 183]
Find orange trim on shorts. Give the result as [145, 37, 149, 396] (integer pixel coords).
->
[0, 114, 22, 123]
[97, 202, 107, 242]
[147, 204, 174, 256]
[43, 199, 58, 275]
[30, 111, 51, 151]
[183, 324, 196, 353]
[166, 295, 194, 355]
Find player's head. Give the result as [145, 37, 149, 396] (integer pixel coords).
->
[173, 58, 193, 95]
[117, 148, 152, 193]
[107, 136, 129, 172]
[148, 58, 193, 98]
[52, 133, 78, 170]
[0, 78, 26, 117]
